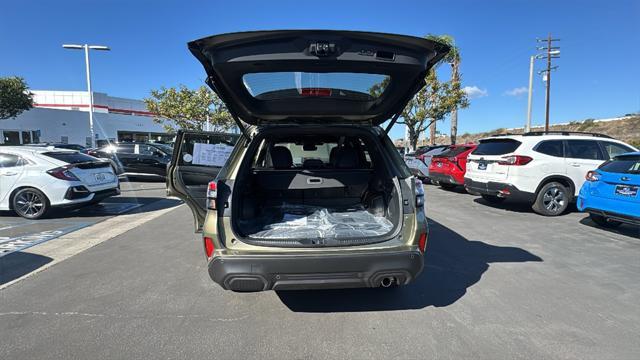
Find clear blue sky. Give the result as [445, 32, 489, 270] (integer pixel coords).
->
[2, 0, 639, 141]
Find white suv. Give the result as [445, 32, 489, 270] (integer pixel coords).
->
[464, 132, 637, 216]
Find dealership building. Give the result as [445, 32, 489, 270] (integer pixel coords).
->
[1, 90, 177, 146]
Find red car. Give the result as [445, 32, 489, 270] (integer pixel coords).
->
[428, 144, 477, 189]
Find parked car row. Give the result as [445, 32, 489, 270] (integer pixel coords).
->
[408, 131, 639, 229]
[87, 142, 173, 177]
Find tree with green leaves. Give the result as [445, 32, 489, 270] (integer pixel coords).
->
[401, 69, 468, 149]
[0, 76, 34, 120]
[144, 85, 234, 132]
[426, 34, 463, 144]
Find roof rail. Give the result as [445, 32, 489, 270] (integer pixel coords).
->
[489, 133, 520, 137]
[522, 131, 613, 139]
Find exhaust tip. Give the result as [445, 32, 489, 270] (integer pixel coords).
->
[380, 276, 395, 288]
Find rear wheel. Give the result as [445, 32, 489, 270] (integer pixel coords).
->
[440, 183, 457, 190]
[532, 182, 570, 216]
[589, 213, 622, 228]
[12, 188, 50, 220]
[481, 194, 506, 204]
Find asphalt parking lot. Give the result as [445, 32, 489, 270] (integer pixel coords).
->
[0, 178, 170, 257]
[0, 184, 638, 359]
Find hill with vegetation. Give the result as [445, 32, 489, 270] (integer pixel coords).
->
[453, 115, 640, 148]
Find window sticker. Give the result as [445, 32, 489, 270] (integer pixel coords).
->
[192, 143, 233, 167]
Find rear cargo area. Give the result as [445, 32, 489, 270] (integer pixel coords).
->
[232, 129, 401, 245]
[238, 203, 393, 240]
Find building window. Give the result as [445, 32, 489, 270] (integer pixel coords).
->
[2, 131, 20, 145]
[32, 130, 41, 144]
[22, 131, 32, 144]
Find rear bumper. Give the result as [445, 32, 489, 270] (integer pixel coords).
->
[584, 208, 640, 226]
[58, 186, 120, 207]
[208, 249, 424, 292]
[429, 172, 463, 185]
[464, 178, 535, 202]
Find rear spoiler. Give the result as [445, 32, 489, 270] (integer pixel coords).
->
[72, 160, 112, 169]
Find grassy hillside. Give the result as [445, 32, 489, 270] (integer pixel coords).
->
[453, 116, 640, 148]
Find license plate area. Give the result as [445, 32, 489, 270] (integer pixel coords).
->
[615, 185, 638, 197]
[94, 172, 111, 183]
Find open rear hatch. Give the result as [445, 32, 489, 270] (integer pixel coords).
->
[188, 30, 449, 130]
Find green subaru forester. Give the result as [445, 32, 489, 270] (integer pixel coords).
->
[167, 30, 448, 291]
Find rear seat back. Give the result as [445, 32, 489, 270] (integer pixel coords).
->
[252, 169, 373, 207]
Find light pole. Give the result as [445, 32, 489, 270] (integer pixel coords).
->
[526, 55, 536, 133]
[62, 44, 110, 148]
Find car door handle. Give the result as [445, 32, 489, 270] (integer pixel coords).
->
[569, 163, 581, 167]
[1, 171, 18, 176]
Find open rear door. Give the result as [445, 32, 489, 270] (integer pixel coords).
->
[167, 130, 240, 232]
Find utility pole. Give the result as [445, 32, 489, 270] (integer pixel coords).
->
[536, 34, 560, 131]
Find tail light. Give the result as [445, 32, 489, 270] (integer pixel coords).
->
[418, 233, 427, 253]
[585, 171, 600, 182]
[415, 178, 425, 207]
[47, 166, 80, 181]
[498, 155, 533, 166]
[206, 181, 217, 210]
[203, 236, 215, 258]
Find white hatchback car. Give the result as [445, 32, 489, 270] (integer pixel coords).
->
[0, 146, 120, 219]
[464, 132, 637, 216]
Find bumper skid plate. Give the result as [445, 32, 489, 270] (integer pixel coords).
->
[209, 250, 424, 292]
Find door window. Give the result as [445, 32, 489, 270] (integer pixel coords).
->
[117, 144, 135, 154]
[21, 131, 32, 144]
[600, 141, 634, 159]
[565, 140, 605, 160]
[135, 144, 154, 155]
[179, 133, 239, 168]
[534, 140, 564, 157]
[0, 154, 25, 168]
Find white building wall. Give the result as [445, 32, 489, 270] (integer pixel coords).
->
[0, 108, 168, 145]
[1, 90, 238, 146]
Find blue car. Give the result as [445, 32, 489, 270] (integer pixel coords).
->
[578, 152, 640, 228]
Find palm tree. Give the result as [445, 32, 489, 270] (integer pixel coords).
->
[425, 34, 461, 144]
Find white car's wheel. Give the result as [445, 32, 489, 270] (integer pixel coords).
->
[12, 188, 50, 220]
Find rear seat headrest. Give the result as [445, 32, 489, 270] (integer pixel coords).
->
[335, 147, 360, 169]
[303, 159, 324, 169]
[329, 147, 338, 166]
[271, 146, 293, 169]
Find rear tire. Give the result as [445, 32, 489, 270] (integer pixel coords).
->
[440, 183, 457, 190]
[12, 188, 50, 220]
[589, 213, 622, 228]
[532, 182, 570, 216]
[481, 194, 506, 204]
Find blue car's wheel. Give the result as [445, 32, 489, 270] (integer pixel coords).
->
[589, 213, 622, 228]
